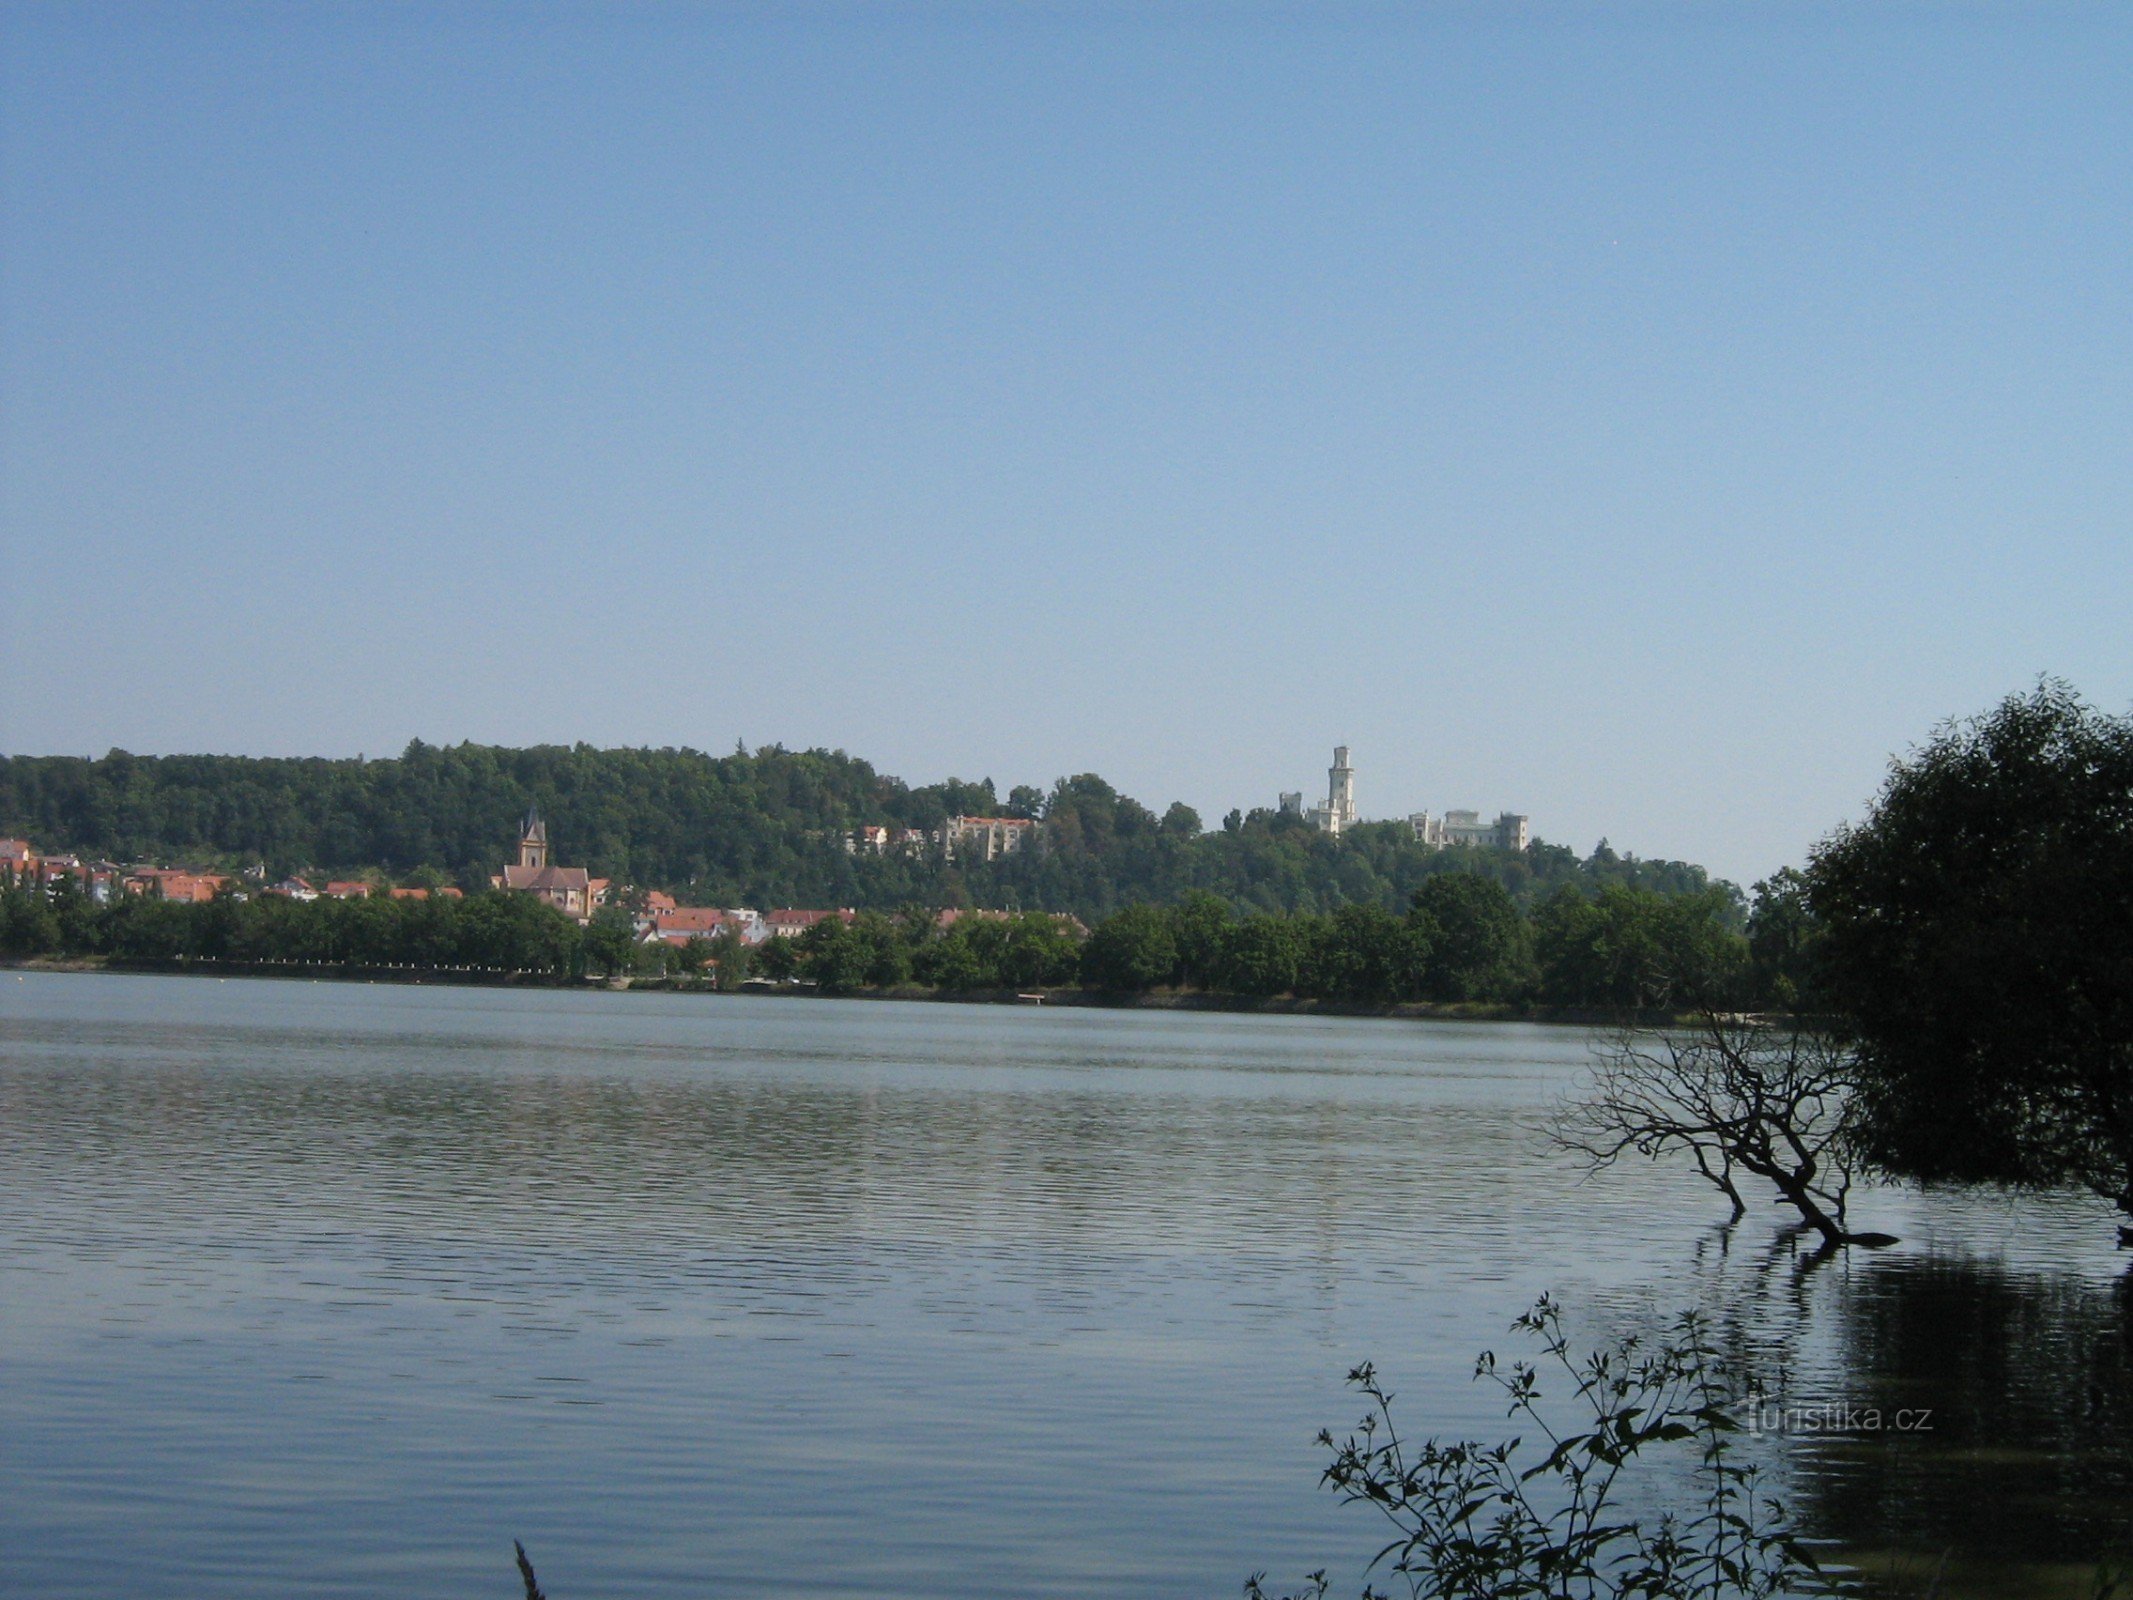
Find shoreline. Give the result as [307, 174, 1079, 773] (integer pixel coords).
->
[1, 954, 1691, 1028]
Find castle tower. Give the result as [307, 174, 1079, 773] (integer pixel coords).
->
[1327, 745, 1356, 833]
[518, 807, 549, 871]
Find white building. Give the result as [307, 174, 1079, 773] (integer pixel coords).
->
[1411, 809, 1530, 852]
[938, 815, 1038, 863]
[1274, 745, 1531, 851]
[1307, 746, 1357, 836]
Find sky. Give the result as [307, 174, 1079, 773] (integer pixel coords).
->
[3, 3, 2128, 888]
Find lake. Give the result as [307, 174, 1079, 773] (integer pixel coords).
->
[1, 972, 2126, 1597]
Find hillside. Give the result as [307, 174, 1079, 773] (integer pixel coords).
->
[0, 742, 1733, 921]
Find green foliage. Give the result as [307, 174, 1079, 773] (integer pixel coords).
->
[3, 869, 1759, 1011]
[582, 907, 638, 977]
[1744, 869, 1820, 1014]
[1168, 891, 1235, 989]
[753, 934, 800, 983]
[1407, 875, 1531, 1002]
[7, 888, 587, 973]
[0, 743, 1732, 924]
[1300, 904, 1420, 1004]
[795, 913, 917, 994]
[1532, 884, 1747, 1010]
[906, 912, 1081, 990]
[1256, 1296, 1832, 1600]
[1210, 913, 1312, 997]
[1080, 904, 1179, 992]
[1041, 878, 1763, 1010]
[1807, 681, 2133, 1217]
[704, 929, 753, 990]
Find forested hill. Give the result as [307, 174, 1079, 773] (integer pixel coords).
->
[0, 742, 1734, 920]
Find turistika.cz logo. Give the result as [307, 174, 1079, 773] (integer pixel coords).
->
[1744, 1394, 1934, 1436]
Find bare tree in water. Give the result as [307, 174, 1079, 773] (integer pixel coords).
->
[1553, 1014, 1897, 1251]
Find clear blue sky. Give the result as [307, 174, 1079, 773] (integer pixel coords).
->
[4, 3, 2127, 887]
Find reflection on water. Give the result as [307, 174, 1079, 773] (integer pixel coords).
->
[0, 973, 2127, 1597]
[1797, 1256, 2133, 1596]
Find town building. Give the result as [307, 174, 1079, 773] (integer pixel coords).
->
[3, 839, 121, 900]
[633, 903, 771, 945]
[637, 904, 737, 947]
[491, 808, 599, 921]
[123, 868, 232, 902]
[764, 907, 857, 938]
[939, 815, 1037, 862]
[1411, 810, 1531, 852]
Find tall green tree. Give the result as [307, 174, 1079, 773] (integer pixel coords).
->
[1808, 682, 2133, 1223]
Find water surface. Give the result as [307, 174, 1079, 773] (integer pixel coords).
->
[1, 973, 2124, 1596]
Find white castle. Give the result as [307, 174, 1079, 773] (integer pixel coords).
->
[1411, 808, 1530, 852]
[1278, 745, 1529, 850]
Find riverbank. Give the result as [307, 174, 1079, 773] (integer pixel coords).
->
[2, 954, 1695, 1027]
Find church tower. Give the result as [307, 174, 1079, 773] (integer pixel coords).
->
[518, 807, 549, 871]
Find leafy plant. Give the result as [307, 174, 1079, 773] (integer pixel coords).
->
[1258, 1295, 1840, 1600]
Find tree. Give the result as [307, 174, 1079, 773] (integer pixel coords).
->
[1299, 903, 1419, 1004]
[1808, 682, 2133, 1227]
[1744, 868, 1818, 1012]
[1167, 890, 1233, 989]
[706, 929, 753, 990]
[581, 906, 638, 977]
[1552, 1016, 1895, 1251]
[1533, 883, 1745, 1011]
[1079, 903, 1177, 992]
[754, 933, 799, 983]
[1408, 874, 1530, 1003]
[1211, 914, 1310, 997]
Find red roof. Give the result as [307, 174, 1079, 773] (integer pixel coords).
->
[653, 906, 732, 935]
[765, 907, 856, 928]
[498, 864, 591, 892]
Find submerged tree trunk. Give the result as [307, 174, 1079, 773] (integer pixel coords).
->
[1553, 1013, 1899, 1249]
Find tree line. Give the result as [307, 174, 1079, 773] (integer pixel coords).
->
[1, 867, 1793, 1013]
[0, 742, 1726, 922]
[0, 882, 591, 975]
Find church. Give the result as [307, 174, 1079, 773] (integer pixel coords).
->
[491, 808, 601, 922]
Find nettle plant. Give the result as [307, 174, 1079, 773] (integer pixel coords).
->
[1251, 1295, 1839, 1600]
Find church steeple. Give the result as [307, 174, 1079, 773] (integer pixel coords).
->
[518, 807, 549, 870]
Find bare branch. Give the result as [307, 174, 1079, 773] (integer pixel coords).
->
[1551, 1013, 1897, 1250]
